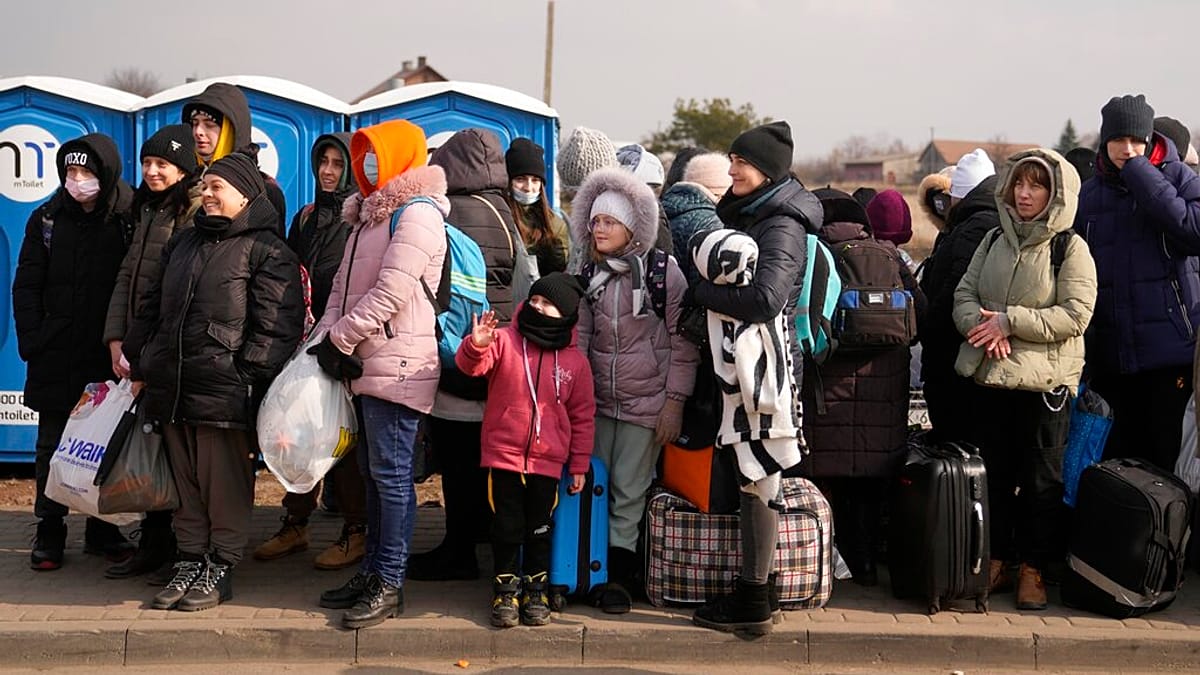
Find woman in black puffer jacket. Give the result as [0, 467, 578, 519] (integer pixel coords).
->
[124, 152, 304, 613]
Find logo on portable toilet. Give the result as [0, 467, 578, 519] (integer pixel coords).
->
[252, 127, 279, 178]
[0, 125, 60, 203]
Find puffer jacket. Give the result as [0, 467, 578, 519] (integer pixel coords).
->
[124, 194, 305, 428]
[287, 132, 355, 321]
[572, 168, 698, 428]
[456, 307, 595, 479]
[315, 165, 449, 413]
[662, 181, 721, 286]
[802, 218, 922, 479]
[694, 176, 824, 384]
[1074, 132, 1200, 375]
[13, 133, 133, 412]
[430, 128, 519, 324]
[919, 175, 1000, 383]
[104, 178, 202, 344]
[954, 148, 1097, 395]
[512, 201, 570, 275]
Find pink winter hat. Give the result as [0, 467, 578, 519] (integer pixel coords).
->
[866, 190, 912, 246]
[682, 152, 733, 197]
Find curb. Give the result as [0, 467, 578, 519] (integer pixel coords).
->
[2, 618, 1198, 670]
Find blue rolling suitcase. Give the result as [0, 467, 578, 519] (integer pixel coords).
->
[548, 457, 609, 609]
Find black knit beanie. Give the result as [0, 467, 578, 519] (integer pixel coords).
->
[1065, 147, 1097, 182]
[505, 138, 546, 182]
[1100, 95, 1154, 144]
[207, 152, 264, 200]
[58, 140, 102, 178]
[729, 121, 794, 183]
[1154, 117, 1190, 160]
[141, 125, 198, 172]
[184, 103, 223, 127]
[528, 272, 585, 319]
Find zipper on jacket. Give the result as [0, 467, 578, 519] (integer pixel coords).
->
[610, 283, 620, 419]
[1162, 235, 1195, 339]
[169, 275, 197, 424]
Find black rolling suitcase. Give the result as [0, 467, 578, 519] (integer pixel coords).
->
[888, 436, 989, 614]
[1062, 458, 1193, 618]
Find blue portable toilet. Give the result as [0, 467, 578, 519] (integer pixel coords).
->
[348, 82, 560, 206]
[0, 77, 143, 463]
[134, 76, 348, 225]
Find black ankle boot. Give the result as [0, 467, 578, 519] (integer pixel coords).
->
[597, 547, 634, 614]
[320, 571, 371, 609]
[84, 518, 135, 562]
[343, 574, 403, 628]
[30, 518, 67, 571]
[106, 523, 176, 579]
[693, 578, 773, 636]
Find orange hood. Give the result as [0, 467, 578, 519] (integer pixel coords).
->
[350, 120, 428, 196]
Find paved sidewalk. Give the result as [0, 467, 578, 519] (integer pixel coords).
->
[1, 495, 1199, 671]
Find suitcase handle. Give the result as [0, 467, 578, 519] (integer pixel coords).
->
[971, 501, 985, 575]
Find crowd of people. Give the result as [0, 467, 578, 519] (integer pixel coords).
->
[14, 82, 1200, 634]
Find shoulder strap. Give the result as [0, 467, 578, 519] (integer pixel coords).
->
[985, 227, 1003, 254]
[1050, 230, 1073, 277]
[469, 194, 515, 259]
[390, 196, 440, 237]
[646, 248, 669, 320]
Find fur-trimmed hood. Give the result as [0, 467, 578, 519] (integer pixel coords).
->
[918, 171, 952, 227]
[342, 164, 450, 228]
[568, 166, 659, 254]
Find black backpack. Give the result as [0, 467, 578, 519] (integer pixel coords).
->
[829, 237, 916, 350]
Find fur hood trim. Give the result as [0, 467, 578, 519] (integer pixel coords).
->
[917, 171, 952, 224]
[568, 166, 659, 253]
[342, 164, 450, 228]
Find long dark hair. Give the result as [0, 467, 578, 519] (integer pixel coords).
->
[505, 182, 560, 249]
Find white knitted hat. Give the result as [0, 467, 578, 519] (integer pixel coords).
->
[949, 149, 995, 199]
[683, 152, 733, 197]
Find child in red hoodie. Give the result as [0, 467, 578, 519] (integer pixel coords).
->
[455, 272, 596, 629]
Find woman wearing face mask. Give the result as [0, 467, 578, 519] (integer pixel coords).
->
[953, 148, 1096, 610]
[101, 125, 202, 580]
[505, 138, 569, 275]
[14, 133, 135, 572]
[123, 152, 304, 612]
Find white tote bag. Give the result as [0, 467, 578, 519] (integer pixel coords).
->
[258, 332, 358, 493]
[45, 380, 142, 526]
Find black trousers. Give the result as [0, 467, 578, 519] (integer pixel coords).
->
[488, 468, 559, 577]
[972, 385, 1070, 569]
[429, 417, 492, 549]
[1091, 366, 1193, 473]
[923, 372, 979, 446]
[33, 411, 70, 521]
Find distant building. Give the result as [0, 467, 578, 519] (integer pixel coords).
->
[842, 153, 919, 185]
[915, 139, 1040, 181]
[352, 56, 447, 104]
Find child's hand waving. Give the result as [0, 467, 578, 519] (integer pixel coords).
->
[471, 310, 499, 347]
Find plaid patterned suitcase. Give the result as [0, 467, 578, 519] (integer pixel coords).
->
[644, 477, 833, 609]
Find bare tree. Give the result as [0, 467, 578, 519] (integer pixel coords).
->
[104, 68, 163, 97]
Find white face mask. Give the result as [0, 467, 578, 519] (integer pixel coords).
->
[65, 176, 101, 202]
[511, 187, 540, 205]
[362, 152, 379, 185]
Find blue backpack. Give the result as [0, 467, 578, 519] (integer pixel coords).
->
[794, 233, 841, 364]
[391, 197, 489, 368]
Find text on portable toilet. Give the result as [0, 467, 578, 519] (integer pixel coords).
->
[0, 392, 37, 424]
[0, 124, 60, 202]
[251, 127, 278, 178]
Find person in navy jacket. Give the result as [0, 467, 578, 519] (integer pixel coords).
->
[1073, 94, 1200, 471]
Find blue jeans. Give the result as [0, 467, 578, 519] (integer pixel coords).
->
[357, 396, 421, 588]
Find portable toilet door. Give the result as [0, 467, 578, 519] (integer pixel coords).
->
[134, 76, 348, 229]
[0, 77, 143, 463]
[348, 82, 560, 207]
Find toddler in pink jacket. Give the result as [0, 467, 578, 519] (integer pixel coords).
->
[455, 272, 596, 629]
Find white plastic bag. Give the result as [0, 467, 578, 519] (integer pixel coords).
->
[258, 332, 358, 493]
[1175, 394, 1200, 494]
[45, 380, 142, 526]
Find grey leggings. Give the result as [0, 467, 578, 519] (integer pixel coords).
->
[739, 474, 780, 584]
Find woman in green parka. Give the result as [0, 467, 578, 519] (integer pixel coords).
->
[952, 148, 1097, 612]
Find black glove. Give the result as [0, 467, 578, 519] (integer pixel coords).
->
[342, 353, 364, 380]
[307, 335, 345, 380]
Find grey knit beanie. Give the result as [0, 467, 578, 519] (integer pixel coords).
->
[557, 126, 618, 191]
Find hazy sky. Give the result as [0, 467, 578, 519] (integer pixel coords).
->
[4, 0, 1198, 157]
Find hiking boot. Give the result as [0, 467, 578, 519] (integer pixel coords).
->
[597, 581, 632, 614]
[693, 578, 773, 636]
[343, 574, 403, 629]
[106, 525, 176, 579]
[320, 571, 370, 609]
[83, 518, 135, 562]
[520, 572, 552, 626]
[178, 555, 232, 612]
[146, 558, 176, 587]
[989, 560, 1014, 595]
[597, 546, 634, 614]
[151, 553, 206, 610]
[490, 574, 521, 628]
[1016, 563, 1047, 611]
[314, 524, 366, 570]
[30, 519, 67, 571]
[405, 542, 479, 581]
[252, 516, 309, 561]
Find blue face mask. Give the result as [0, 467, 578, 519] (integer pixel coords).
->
[362, 152, 379, 185]
[511, 186, 540, 205]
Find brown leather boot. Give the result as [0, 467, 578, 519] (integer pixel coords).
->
[988, 560, 1013, 594]
[1016, 563, 1047, 610]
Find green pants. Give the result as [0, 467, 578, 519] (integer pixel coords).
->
[592, 416, 658, 552]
